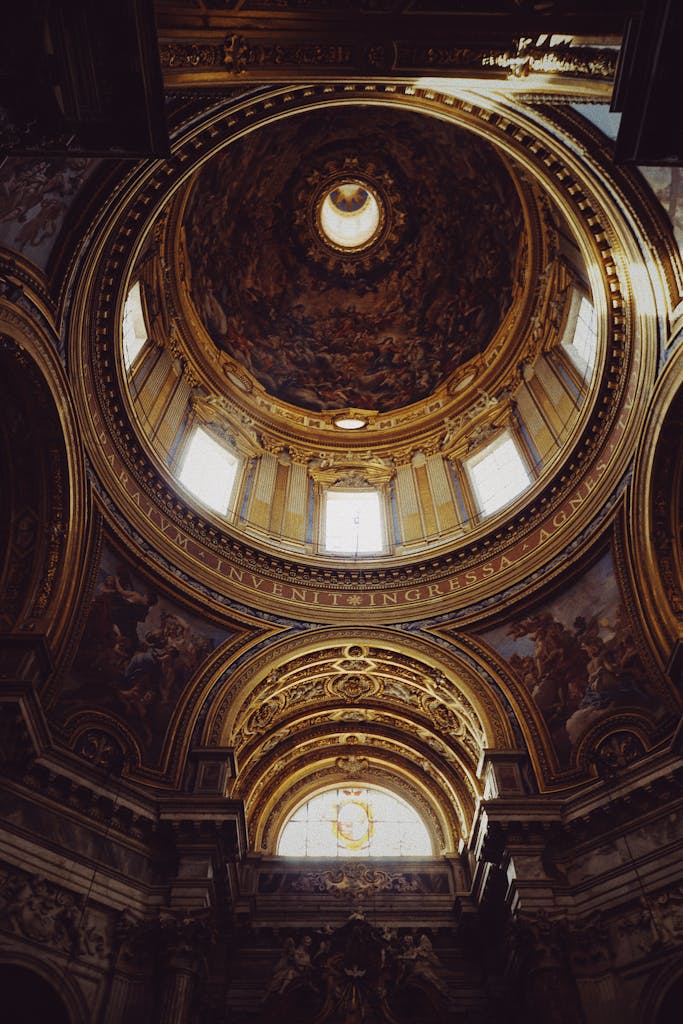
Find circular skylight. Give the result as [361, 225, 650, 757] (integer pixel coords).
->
[319, 180, 382, 250]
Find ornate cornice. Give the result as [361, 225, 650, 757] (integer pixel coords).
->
[157, 30, 619, 90]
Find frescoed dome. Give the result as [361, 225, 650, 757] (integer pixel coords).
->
[181, 106, 525, 413]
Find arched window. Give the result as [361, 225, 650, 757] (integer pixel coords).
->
[277, 786, 433, 857]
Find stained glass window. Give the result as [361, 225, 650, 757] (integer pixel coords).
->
[277, 787, 433, 857]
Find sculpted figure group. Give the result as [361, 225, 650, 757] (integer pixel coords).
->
[263, 913, 451, 1022]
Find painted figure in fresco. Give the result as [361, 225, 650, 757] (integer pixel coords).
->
[63, 552, 223, 758]
[117, 636, 180, 746]
[508, 613, 588, 712]
[564, 613, 651, 746]
[81, 571, 158, 669]
[0, 157, 89, 251]
[183, 106, 523, 412]
[504, 594, 655, 765]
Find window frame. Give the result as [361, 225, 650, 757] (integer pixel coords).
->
[176, 424, 241, 517]
[465, 428, 532, 519]
[319, 485, 389, 557]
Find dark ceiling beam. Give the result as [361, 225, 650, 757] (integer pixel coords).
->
[0, 0, 168, 157]
[612, 0, 683, 164]
[153, 2, 641, 40]
[154, 1, 638, 87]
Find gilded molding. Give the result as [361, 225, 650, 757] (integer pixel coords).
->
[158, 35, 617, 87]
[202, 628, 514, 754]
[67, 83, 659, 625]
[628, 342, 683, 667]
[0, 294, 87, 658]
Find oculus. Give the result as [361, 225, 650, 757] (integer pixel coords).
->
[332, 411, 370, 430]
[318, 179, 383, 251]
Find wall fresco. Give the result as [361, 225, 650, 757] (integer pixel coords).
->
[478, 551, 663, 767]
[0, 157, 94, 269]
[58, 543, 232, 761]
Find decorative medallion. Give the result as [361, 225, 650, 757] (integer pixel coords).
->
[326, 673, 379, 702]
[592, 730, 646, 774]
[75, 729, 125, 774]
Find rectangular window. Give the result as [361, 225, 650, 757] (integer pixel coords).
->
[178, 427, 239, 515]
[122, 281, 148, 370]
[466, 431, 531, 517]
[323, 489, 384, 555]
[562, 291, 597, 377]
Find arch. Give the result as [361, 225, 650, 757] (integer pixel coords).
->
[205, 628, 514, 752]
[0, 963, 71, 1024]
[638, 957, 683, 1024]
[195, 627, 521, 852]
[251, 735, 462, 857]
[0, 955, 89, 1024]
[655, 971, 683, 1024]
[629, 340, 683, 670]
[0, 281, 87, 659]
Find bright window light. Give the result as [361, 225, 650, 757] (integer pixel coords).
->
[324, 489, 384, 554]
[122, 281, 148, 370]
[178, 427, 239, 515]
[319, 181, 382, 250]
[467, 432, 531, 517]
[562, 292, 597, 376]
[571, 296, 597, 371]
[278, 787, 433, 858]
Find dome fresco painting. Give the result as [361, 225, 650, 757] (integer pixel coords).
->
[130, 92, 601, 574]
[182, 106, 525, 412]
